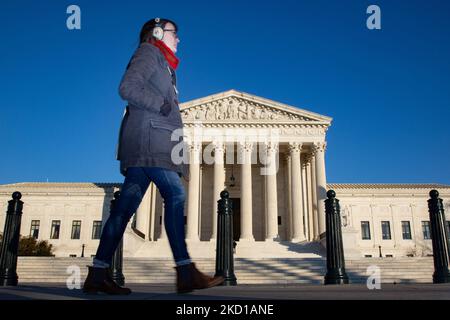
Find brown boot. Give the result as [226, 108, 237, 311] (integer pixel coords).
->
[82, 266, 131, 295]
[175, 263, 224, 294]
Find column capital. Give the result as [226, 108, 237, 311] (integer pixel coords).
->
[264, 141, 279, 153]
[238, 141, 254, 152]
[212, 140, 225, 152]
[288, 142, 303, 154]
[304, 152, 313, 162]
[302, 153, 313, 168]
[187, 140, 202, 152]
[240, 140, 255, 241]
[312, 142, 327, 154]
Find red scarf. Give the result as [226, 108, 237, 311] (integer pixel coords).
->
[149, 39, 179, 70]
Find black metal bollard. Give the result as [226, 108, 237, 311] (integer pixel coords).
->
[109, 191, 125, 286]
[0, 192, 24, 286]
[324, 190, 349, 285]
[215, 190, 237, 286]
[428, 190, 450, 283]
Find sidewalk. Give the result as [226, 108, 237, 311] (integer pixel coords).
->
[1, 283, 450, 300]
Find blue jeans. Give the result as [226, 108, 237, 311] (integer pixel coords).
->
[95, 167, 190, 265]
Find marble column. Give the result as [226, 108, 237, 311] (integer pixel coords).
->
[289, 142, 306, 242]
[148, 183, 157, 241]
[239, 141, 254, 241]
[301, 155, 309, 241]
[159, 202, 168, 240]
[313, 142, 327, 238]
[135, 183, 151, 239]
[186, 141, 201, 241]
[284, 153, 293, 240]
[310, 153, 319, 239]
[305, 154, 315, 241]
[265, 141, 279, 241]
[210, 141, 225, 241]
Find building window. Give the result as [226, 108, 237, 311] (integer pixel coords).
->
[361, 221, 371, 240]
[422, 221, 431, 240]
[30, 220, 40, 239]
[91, 221, 102, 240]
[402, 221, 412, 240]
[278, 216, 282, 225]
[50, 220, 61, 239]
[381, 221, 391, 240]
[71, 220, 81, 239]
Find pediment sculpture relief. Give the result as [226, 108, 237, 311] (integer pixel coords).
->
[181, 97, 314, 122]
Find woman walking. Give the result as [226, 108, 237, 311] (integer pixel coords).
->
[82, 18, 224, 295]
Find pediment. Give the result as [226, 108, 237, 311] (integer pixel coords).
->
[179, 90, 332, 125]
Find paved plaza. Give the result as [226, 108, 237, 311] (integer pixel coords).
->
[1, 283, 450, 300]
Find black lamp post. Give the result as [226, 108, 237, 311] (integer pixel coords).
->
[215, 190, 237, 286]
[428, 190, 450, 283]
[0, 192, 23, 286]
[324, 190, 349, 285]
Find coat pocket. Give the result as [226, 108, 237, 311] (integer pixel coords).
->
[148, 119, 183, 156]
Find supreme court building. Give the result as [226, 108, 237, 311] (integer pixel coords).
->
[1, 90, 449, 259]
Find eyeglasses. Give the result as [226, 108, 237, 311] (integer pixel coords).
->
[163, 29, 178, 38]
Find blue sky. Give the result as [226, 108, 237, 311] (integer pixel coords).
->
[0, 0, 449, 185]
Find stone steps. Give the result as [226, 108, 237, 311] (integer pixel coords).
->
[15, 257, 434, 284]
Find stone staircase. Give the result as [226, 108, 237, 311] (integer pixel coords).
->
[345, 258, 434, 284]
[16, 256, 434, 284]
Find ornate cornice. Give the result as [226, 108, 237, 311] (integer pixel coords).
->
[327, 183, 450, 190]
[1, 183, 448, 195]
[182, 122, 329, 129]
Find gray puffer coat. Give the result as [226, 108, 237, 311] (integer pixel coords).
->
[116, 42, 189, 180]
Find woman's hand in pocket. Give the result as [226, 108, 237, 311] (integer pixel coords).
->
[159, 98, 172, 116]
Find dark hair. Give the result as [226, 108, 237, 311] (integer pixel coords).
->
[139, 18, 178, 43]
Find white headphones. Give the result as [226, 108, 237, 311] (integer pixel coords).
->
[152, 17, 164, 40]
